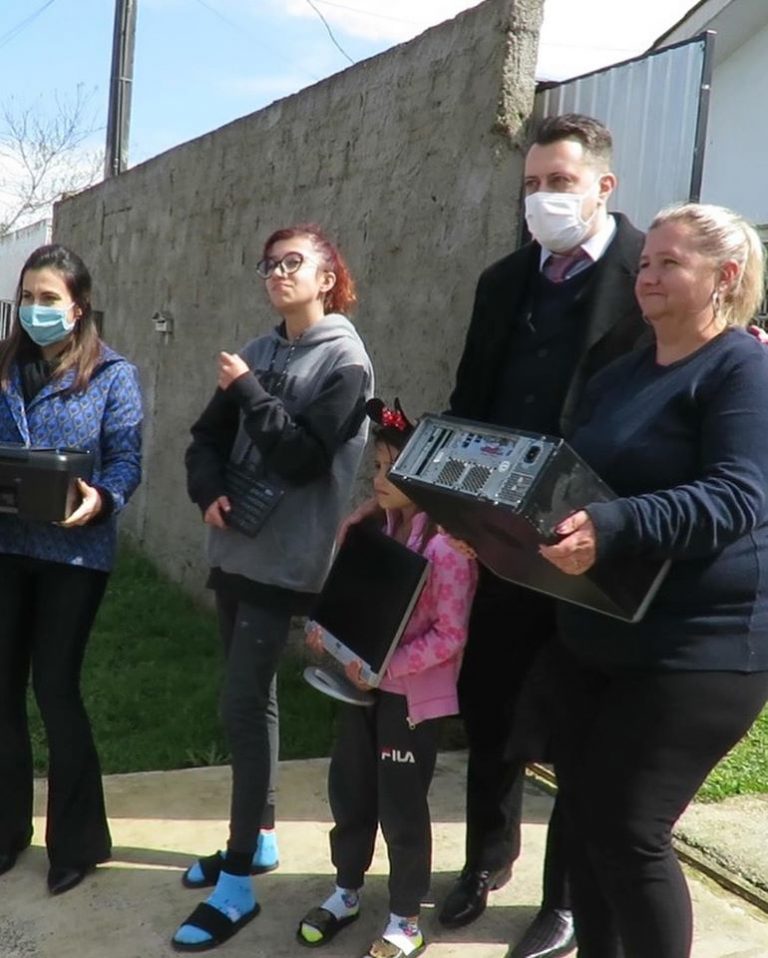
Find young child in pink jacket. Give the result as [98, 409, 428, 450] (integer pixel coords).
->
[299, 399, 478, 958]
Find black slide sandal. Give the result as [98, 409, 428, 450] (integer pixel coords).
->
[171, 901, 261, 952]
[182, 851, 279, 889]
[297, 906, 360, 947]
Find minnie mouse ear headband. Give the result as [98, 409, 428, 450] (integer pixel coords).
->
[366, 397, 414, 438]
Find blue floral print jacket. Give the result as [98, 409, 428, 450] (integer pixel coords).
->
[0, 345, 143, 571]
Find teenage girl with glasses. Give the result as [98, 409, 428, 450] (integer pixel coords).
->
[177, 224, 374, 951]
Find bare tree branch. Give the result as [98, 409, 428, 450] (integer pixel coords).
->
[0, 84, 104, 236]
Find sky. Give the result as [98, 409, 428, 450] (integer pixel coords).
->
[0, 0, 700, 219]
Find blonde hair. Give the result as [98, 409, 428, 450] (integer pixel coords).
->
[649, 203, 766, 327]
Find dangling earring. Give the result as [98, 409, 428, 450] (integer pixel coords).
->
[712, 287, 722, 320]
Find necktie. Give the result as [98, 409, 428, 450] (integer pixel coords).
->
[544, 249, 591, 283]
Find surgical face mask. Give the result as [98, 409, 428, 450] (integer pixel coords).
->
[524, 182, 601, 253]
[18, 303, 76, 347]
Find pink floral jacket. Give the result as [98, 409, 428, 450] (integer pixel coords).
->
[378, 511, 478, 725]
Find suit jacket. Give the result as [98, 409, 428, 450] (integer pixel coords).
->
[448, 212, 647, 437]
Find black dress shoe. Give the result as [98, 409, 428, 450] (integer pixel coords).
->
[47, 864, 94, 896]
[438, 863, 513, 928]
[0, 838, 31, 877]
[506, 908, 576, 958]
[0, 850, 20, 877]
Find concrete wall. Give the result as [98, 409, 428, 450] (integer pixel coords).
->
[52, 0, 544, 595]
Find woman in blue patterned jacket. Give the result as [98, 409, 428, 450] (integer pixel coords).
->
[0, 244, 142, 897]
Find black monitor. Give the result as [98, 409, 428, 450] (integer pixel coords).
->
[304, 521, 429, 705]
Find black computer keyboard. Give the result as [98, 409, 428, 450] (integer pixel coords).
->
[224, 462, 284, 537]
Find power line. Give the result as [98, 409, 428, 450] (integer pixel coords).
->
[315, 0, 422, 28]
[304, 0, 355, 66]
[0, 0, 58, 52]
[188, 0, 322, 83]
[540, 40, 642, 52]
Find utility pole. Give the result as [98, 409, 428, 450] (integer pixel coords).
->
[104, 0, 137, 179]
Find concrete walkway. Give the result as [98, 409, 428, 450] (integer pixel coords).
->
[2, 752, 768, 958]
[677, 794, 768, 909]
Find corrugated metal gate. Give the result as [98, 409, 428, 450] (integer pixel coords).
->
[0, 300, 13, 339]
[534, 33, 715, 230]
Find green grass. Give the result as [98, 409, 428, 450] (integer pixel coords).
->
[696, 707, 768, 802]
[28, 541, 338, 775]
[27, 543, 768, 803]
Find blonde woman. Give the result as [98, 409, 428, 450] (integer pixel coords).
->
[539, 203, 768, 958]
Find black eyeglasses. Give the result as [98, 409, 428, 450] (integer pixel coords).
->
[256, 251, 319, 279]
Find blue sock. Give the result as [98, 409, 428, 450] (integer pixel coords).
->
[185, 835, 278, 885]
[173, 871, 256, 946]
[184, 851, 222, 885]
[253, 829, 278, 869]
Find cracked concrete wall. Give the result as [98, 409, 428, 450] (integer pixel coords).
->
[53, 0, 544, 595]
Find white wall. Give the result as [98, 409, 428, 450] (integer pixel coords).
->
[0, 220, 52, 300]
[700, 21, 768, 226]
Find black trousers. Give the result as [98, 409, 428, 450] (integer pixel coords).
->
[548, 643, 768, 958]
[328, 691, 439, 917]
[0, 554, 111, 866]
[216, 593, 291, 852]
[457, 567, 570, 908]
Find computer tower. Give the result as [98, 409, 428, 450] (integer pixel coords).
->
[0, 444, 94, 523]
[388, 414, 668, 622]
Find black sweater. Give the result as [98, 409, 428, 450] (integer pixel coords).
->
[559, 327, 768, 671]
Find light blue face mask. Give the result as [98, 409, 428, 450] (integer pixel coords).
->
[18, 304, 76, 347]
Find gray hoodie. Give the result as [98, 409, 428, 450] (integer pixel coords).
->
[187, 313, 373, 595]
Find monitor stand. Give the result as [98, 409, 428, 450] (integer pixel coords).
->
[303, 666, 374, 707]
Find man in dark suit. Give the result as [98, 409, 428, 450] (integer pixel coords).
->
[437, 114, 646, 958]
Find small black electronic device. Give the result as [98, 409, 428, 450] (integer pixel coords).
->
[304, 521, 429, 706]
[0, 444, 94, 522]
[224, 461, 284, 537]
[388, 413, 669, 622]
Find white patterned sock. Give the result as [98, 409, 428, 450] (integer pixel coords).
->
[320, 885, 360, 920]
[383, 913, 423, 955]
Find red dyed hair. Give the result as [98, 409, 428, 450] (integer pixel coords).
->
[262, 223, 357, 315]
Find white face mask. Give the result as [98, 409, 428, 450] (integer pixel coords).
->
[524, 182, 601, 253]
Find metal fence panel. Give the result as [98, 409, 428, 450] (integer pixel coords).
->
[0, 300, 13, 339]
[534, 35, 713, 230]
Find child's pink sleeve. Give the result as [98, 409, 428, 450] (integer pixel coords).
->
[386, 536, 479, 679]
